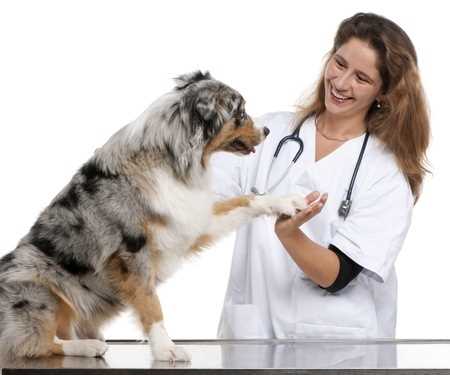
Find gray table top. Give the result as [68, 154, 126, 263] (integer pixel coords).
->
[3, 339, 450, 374]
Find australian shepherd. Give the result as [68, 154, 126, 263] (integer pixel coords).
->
[0, 71, 306, 362]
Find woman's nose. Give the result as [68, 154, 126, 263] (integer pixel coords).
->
[263, 127, 270, 136]
[334, 72, 352, 91]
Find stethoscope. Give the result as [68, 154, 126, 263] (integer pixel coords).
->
[251, 118, 370, 219]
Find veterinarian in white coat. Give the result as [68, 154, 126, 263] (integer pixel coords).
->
[211, 13, 430, 340]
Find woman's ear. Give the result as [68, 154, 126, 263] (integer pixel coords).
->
[375, 94, 387, 108]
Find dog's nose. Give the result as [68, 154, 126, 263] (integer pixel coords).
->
[263, 127, 270, 137]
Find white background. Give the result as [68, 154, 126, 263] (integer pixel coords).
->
[0, 0, 449, 340]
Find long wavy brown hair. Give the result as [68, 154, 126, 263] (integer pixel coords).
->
[297, 13, 430, 202]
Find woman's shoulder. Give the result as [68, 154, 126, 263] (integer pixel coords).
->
[365, 135, 413, 198]
[368, 136, 399, 171]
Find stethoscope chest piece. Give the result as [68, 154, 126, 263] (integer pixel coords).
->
[338, 199, 352, 219]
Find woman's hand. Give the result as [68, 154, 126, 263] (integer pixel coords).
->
[274, 191, 337, 288]
[274, 191, 328, 238]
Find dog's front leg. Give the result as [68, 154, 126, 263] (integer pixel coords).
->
[129, 285, 191, 362]
[191, 194, 308, 252]
[212, 193, 307, 234]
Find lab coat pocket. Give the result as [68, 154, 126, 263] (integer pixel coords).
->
[295, 322, 368, 339]
[223, 304, 266, 339]
[292, 275, 377, 338]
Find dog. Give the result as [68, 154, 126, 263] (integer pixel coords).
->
[0, 71, 307, 362]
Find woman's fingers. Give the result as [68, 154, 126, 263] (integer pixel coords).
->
[301, 192, 328, 212]
[309, 193, 327, 212]
[305, 191, 320, 204]
[319, 192, 328, 205]
[276, 193, 328, 230]
[292, 193, 328, 225]
[275, 193, 328, 236]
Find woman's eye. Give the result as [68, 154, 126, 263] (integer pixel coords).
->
[356, 75, 369, 84]
[335, 59, 345, 68]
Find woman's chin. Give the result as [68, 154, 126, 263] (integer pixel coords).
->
[324, 100, 354, 116]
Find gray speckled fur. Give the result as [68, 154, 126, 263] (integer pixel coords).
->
[0, 71, 247, 358]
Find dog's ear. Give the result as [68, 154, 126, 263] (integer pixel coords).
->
[195, 96, 217, 121]
[174, 71, 211, 90]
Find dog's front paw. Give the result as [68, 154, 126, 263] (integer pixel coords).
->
[258, 194, 308, 217]
[151, 344, 191, 362]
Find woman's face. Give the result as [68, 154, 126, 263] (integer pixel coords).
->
[324, 37, 383, 119]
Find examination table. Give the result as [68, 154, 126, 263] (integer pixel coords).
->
[2, 339, 450, 374]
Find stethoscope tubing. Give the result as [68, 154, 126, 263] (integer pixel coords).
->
[251, 118, 370, 219]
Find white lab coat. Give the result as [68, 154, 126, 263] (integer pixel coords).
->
[210, 112, 414, 339]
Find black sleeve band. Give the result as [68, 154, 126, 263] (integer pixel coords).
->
[324, 244, 363, 293]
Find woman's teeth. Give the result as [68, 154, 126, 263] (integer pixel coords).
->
[331, 88, 352, 103]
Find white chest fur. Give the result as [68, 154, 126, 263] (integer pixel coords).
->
[144, 168, 214, 281]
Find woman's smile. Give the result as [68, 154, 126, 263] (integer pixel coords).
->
[328, 82, 354, 105]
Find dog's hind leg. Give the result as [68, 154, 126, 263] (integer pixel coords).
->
[0, 281, 60, 359]
[0, 282, 108, 359]
[74, 318, 106, 341]
[54, 296, 77, 340]
[51, 298, 108, 357]
[50, 338, 108, 357]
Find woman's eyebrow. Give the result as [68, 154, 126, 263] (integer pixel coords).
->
[334, 53, 347, 64]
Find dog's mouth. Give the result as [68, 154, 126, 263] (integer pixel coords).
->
[228, 139, 257, 154]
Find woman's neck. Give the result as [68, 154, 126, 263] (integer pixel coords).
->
[318, 111, 367, 140]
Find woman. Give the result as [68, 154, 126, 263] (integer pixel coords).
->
[211, 12, 430, 339]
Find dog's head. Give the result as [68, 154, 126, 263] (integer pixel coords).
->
[95, 71, 269, 181]
[173, 71, 269, 163]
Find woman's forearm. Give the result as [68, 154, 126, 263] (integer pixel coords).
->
[276, 229, 339, 288]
